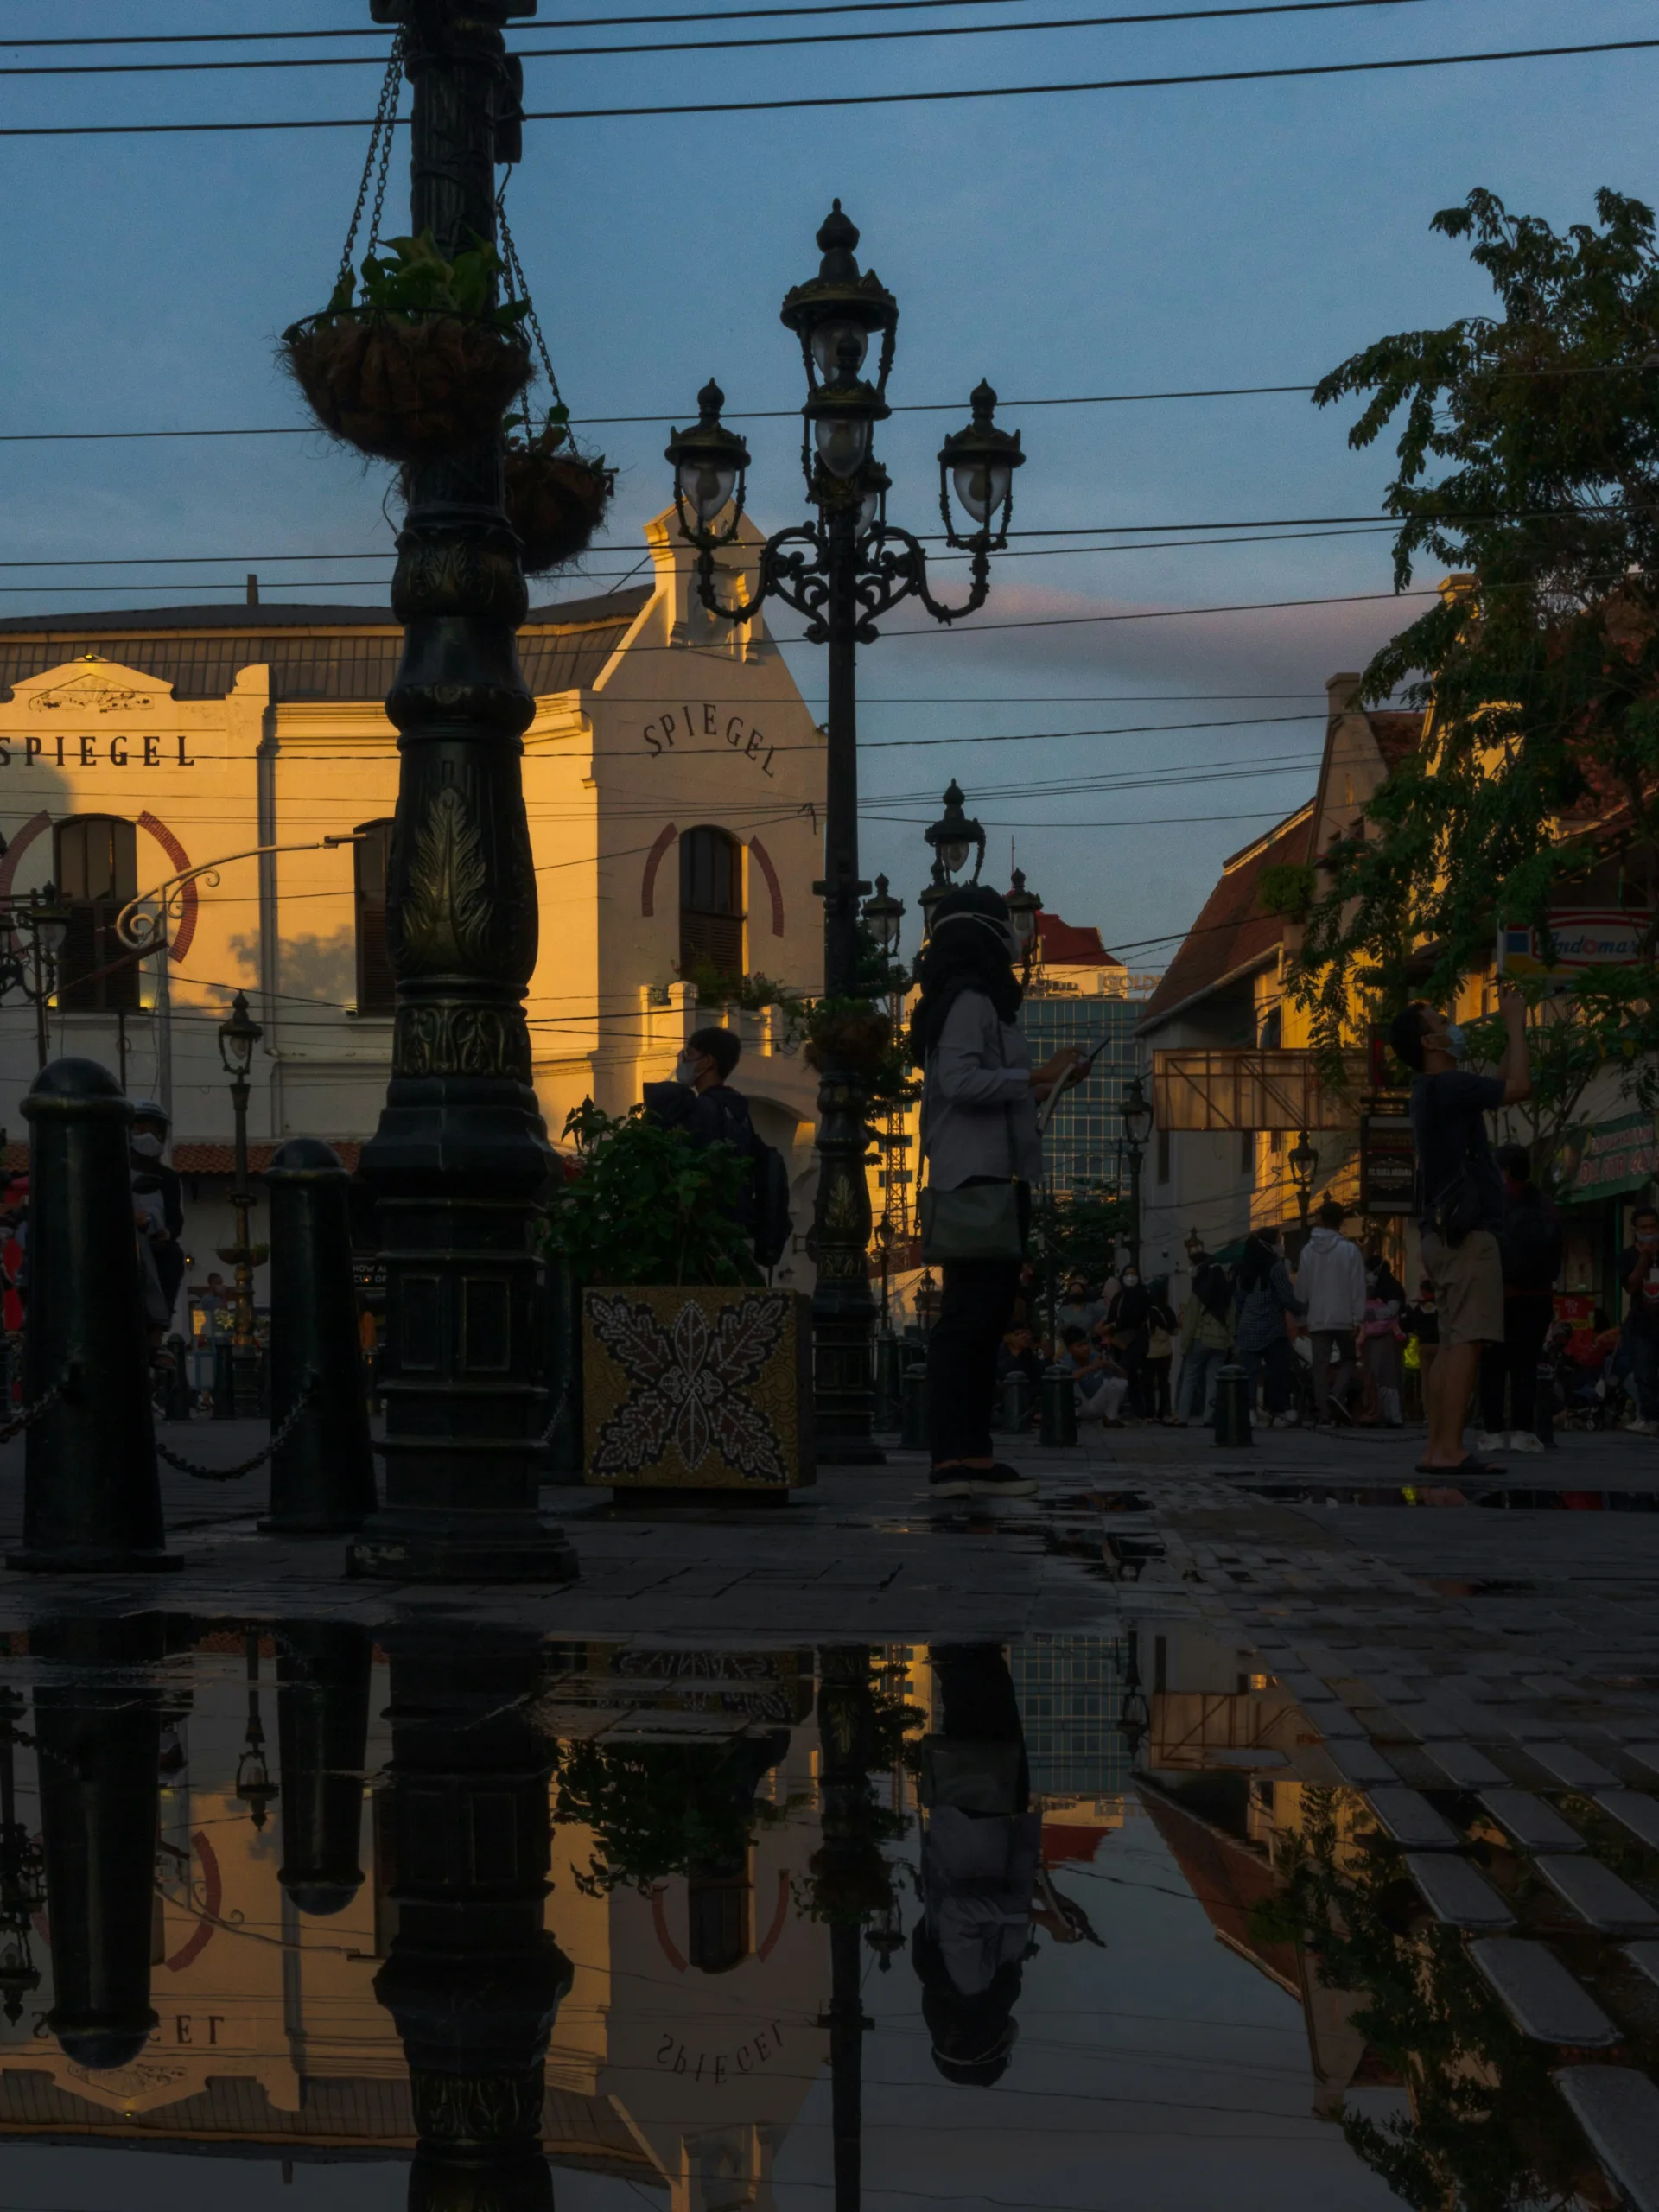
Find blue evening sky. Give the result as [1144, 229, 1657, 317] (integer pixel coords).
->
[2, 0, 1655, 969]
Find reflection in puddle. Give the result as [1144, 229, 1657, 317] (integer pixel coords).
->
[0, 1624, 1655, 2206]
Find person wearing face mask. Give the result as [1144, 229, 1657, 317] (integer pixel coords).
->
[129, 1098, 185, 1336]
[1104, 1264, 1152, 1416]
[643, 1027, 792, 1269]
[1389, 989, 1530, 1475]
[912, 884, 1084, 1497]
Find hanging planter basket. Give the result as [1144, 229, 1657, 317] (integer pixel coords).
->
[283, 310, 533, 464]
[804, 1007, 895, 1075]
[505, 435, 616, 574]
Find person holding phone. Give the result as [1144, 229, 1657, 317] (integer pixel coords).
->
[912, 884, 1085, 1497]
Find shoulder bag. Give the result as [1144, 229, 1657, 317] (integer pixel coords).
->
[918, 1016, 1026, 1262]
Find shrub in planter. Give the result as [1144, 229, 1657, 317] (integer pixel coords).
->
[505, 408, 615, 575]
[542, 1103, 813, 1494]
[283, 230, 531, 463]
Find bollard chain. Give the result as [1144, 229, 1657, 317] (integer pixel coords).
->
[155, 1386, 315, 1484]
[0, 1377, 66, 1448]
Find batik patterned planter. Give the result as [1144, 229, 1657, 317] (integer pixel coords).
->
[582, 1285, 815, 1492]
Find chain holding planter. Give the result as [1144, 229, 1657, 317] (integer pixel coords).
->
[280, 35, 533, 463]
[280, 46, 612, 570]
[496, 194, 614, 574]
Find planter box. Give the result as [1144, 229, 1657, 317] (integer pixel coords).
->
[582, 1285, 815, 1493]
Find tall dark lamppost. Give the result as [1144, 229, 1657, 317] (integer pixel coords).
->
[1120, 1074, 1154, 1275]
[351, 0, 576, 1583]
[1288, 1127, 1319, 1252]
[862, 874, 906, 1351]
[218, 988, 264, 1417]
[0, 882, 70, 1073]
[664, 203, 1026, 1465]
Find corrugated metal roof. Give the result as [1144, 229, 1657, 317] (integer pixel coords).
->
[0, 587, 652, 705]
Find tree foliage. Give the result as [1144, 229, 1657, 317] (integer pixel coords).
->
[1460, 969, 1659, 1191]
[1032, 1179, 1130, 1282]
[1294, 187, 1659, 1036]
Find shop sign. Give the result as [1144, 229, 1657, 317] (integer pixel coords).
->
[1498, 908, 1648, 982]
[1562, 1110, 1659, 1200]
[1360, 1103, 1415, 1216]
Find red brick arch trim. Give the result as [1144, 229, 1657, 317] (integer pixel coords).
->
[0, 807, 196, 966]
[747, 836, 785, 938]
[0, 811, 50, 904]
[640, 822, 678, 918]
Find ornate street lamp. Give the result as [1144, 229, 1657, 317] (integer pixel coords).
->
[1288, 1128, 1319, 1247]
[1120, 1073, 1154, 1274]
[1004, 867, 1043, 968]
[0, 881, 71, 1073]
[665, 202, 1026, 1464]
[924, 780, 987, 888]
[348, 0, 577, 1585]
[861, 874, 905, 961]
[217, 988, 264, 1418]
[1185, 1226, 1206, 1268]
[233, 1630, 280, 1834]
[916, 858, 951, 942]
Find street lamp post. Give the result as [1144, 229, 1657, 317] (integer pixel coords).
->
[349, 0, 576, 1582]
[1120, 1073, 1154, 1276]
[0, 884, 70, 1073]
[664, 202, 1025, 1465]
[1288, 1128, 1319, 1252]
[217, 988, 264, 1418]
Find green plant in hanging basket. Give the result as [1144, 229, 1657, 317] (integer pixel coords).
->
[503, 404, 616, 575]
[799, 996, 906, 1092]
[282, 229, 533, 464]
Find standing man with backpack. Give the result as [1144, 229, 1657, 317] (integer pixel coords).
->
[1475, 1143, 1562, 1455]
[1389, 989, 1531, 1477]
[642, 1027, 794, 1272]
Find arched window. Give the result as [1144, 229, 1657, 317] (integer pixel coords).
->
[678, 825, 745, 981]
[353, 818, 396, 1015]
[54, 815, 138, 1012]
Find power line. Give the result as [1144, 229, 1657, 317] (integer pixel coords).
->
[3, 34, 1654, 134]
[0, 0, 1448, 73]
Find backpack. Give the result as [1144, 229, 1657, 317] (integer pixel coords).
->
[1499, 1193, 1563, 1293]
[747, 1133, 794, 1271]
[702, 1090, 793, 1269]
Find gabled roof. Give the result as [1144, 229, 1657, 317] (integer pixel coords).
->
[1137, 802, 1314, 1034]
[1036, 912, 1122, 967]
[0, 586, 652, 704]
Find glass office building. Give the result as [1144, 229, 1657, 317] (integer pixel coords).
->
[1018, 913, 1158, 1195]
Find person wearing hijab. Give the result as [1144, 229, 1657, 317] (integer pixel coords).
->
[912, 885, 1084, 1497]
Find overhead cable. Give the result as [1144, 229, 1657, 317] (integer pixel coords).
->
[1, 35, 1654, 134]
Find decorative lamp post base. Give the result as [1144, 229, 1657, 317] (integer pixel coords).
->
[347, 1507, 578, 1585]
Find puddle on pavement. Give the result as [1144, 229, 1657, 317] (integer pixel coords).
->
[1242, 1481, 1659, 1512]
[0, 1621, 1653, 2208]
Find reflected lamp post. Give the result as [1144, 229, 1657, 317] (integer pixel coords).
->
[0, 882, 70, 1074]
[0, 1688, 42, 2024]
[1120, 1074, 1154, 1275]
[233, 1629, 279, 1834]
[664, 201, 1026, 1465]
[217, 989, 264, 1417]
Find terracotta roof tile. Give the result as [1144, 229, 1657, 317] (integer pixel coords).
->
[1035, 912, 1122, 967]
[1137, 803, 1314, 1032]
[1365, 709, 1426, 770]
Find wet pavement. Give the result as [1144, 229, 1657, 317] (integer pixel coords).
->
[4, 1419, 1659, 2204]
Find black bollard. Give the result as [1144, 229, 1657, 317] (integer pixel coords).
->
[32, 1614, 165, 2069]
[998, 1368, 1034, 1435]
[1039, 1363, 1078, 1447]
[261, 1139, 378, 1534]
[276, 1622, 372, 1916]
[1212, 1363, 1255, 1447]
[899, 1360, 930, 1451]
[873, 1332, 905, 1431]
[213, 1338, 235, 1420]
[9, 1060, 174, 1574]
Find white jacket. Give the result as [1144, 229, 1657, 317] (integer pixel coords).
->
[1294, 1227, 1367, 1332]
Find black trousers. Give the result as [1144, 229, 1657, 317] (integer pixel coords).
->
[926, 1184, 1030, 1464]
[1479, 1293, 1554, 1434]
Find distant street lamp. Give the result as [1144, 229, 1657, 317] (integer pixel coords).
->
[1288, 1128, 1319, 1245]
[233, 1629, 279, 1833]
[217, 989, 264, 1417]
[1120, 1073, 1154, 1274]
[1004, 867, 1043, 965]
[664, 201, 1025, 1464]
[1185, 1226, 1206, 1268]
[0, 882, 70, 1072]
